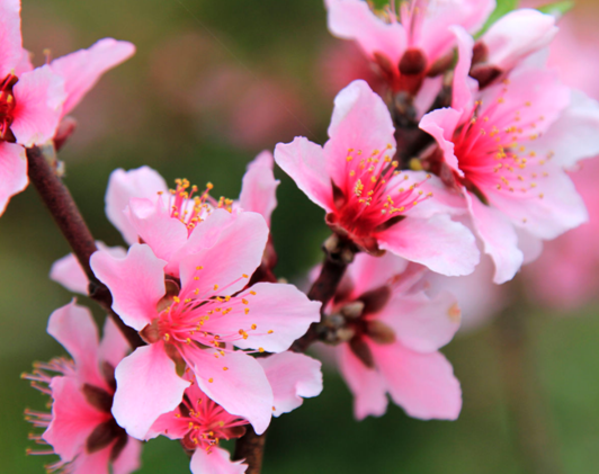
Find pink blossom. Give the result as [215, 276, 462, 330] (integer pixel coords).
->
[24, 301, 141, 474]
[0, 0, 135, 215]
[275, 79, 479, 276]
[323, 253, 462, 420]
[149, 352, 321, 474]
[90, 210, 321, 439]
[325, 0, 494, 94]
[419, 28, 594, 284]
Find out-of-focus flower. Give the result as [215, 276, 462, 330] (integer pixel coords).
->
[150, 31, 313, 152]
[524, 158, 599, 310]
[319, 253, 461, 420]
[150, 352, 321, 474]
[24, 302, 141, 474]
[324, 0, 494, 94]
[0, 0, 134, 214]
[90, 209, 320, 439]
[420, 27, 598, 284]
[275, 79, 479, 276]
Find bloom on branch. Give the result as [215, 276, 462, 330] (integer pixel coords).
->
[24, 301, 141, 474]
[275, 79, 479, 276]
[419, 27, 599, 283]
[149, 353, 322, 474]
[90, 207, 321, 440]
[0, 0, 134, 215]
[325, 0, 494, 94]
[319, 253, 462, 420]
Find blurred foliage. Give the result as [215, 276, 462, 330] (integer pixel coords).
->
[1, 0, 599, 473]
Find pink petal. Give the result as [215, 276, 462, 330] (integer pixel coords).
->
[481, 9, 557, 72]
[377, 214, 479, 277]
[466, 192, 523, 284]
[209, 282, 320, 353]
[91, 244, 167, 331]
[0, 0, 23, 77]
[50, 38, 136, 116]
[177, 211, 268, 295]
[50, 243, 126, 295]
[190, 446, 247, 474]
[326, 0, 407, 63]
[530, 90, 599, 169]
[47, 301, 103, 386]
[274, 137, 334, 212]
[377, 291, 461, 353]
[112, 342, 191, 440]
[486, 164, 588, 240]
[0, 141, 27, 215]
[450, 26, 477, 112]
[14, 47, 33, 75]
[111, 438, 142, 474]
[148, 411, 190, 441]
[69, 447, 111, 474]
[105, 167, 168, 245]
[192, 350, 273, 435]
[418, 0, 495, 62]
[98, 317, 130, 369]
[372, 342, 462, 420]
[346, 252, 409, 296]
[324, 80, 396, 189]
[338, 344, 388, 420]
[400, 172, 468, 219]
[11, 65, 66, 147]
[43, 376, 106, 462]
[238, 150, 280, 226]
[419, 107, 463, 175]
[257, 352, 323, 416]
[125, 196, 188, 263]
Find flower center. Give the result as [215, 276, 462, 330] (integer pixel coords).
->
[0, 74, 18, 142]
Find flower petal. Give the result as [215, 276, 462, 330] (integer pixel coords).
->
[111, 438, 142, 474]
[377, 290, 461, 353]
[69, 447, 111, 474]
[190, 446, 247, 474]
[112, 342, 191, 439]
[208, 282, 320, 353]
[91, 244, 167, 331]
[326, 0, 407, 63]
[338, 344, 388, 420]
[346, 252, 409, 296]
[372, 342, 462, 420]
[43, 376, 106, 462]
[177, 210, 268, 296]
[324, 80, 396, 189]
[0, 141, 27, 216]
[238, 150, 279, 226]
[258, 352, 323, 417]
[192, 350, 273, 435]
[11, 65, 66, 147]
[419, 107, 463, 175]
[105, 167, 168, 245]
[377, 214, 479, 277]
[50, 38, 136, 116]
[466, 192, 523, 284]
[0, 0, 23, 77]
[98, 317, 130, 369]
[274, 136, 334, 212]
[47, 301, 102, 386]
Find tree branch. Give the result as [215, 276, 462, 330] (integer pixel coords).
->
[26, 145, 144, 349]
[233, 426, 267, 474]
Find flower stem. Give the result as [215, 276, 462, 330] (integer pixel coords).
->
[25, 145, 144, 349]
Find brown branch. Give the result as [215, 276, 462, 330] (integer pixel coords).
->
[233, 426, 267, 474]
[26, 145, 144, 349]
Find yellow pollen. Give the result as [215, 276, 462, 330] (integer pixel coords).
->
[208, 378, 214, 383]
[267, 330, 274, 334]
[258, 348, 265, 353]
[251, 324, 257, 330]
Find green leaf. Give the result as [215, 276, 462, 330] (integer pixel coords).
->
[476, 0, 518, 37]
[537, 0, 575, 18]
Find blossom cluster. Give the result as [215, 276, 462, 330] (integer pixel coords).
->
[12, 0, 599, 473]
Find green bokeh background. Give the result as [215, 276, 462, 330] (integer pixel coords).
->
[2, 1, 599, 473]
